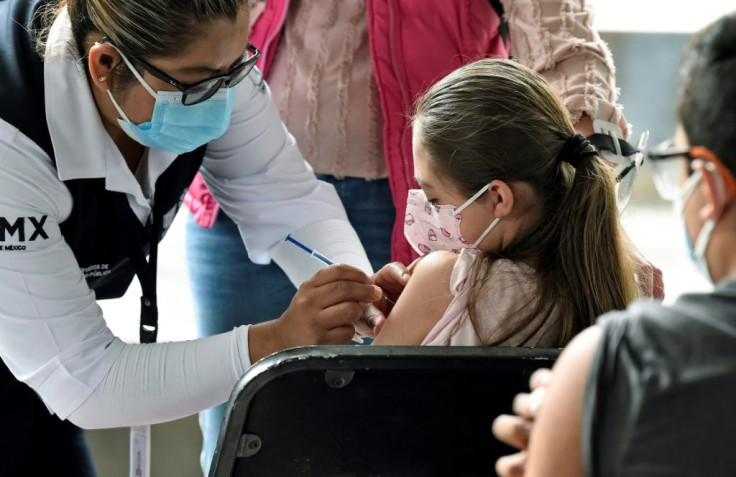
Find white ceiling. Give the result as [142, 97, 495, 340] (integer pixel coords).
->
[592, 0, 735, 33]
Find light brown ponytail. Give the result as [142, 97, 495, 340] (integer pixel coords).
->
[414, 59, 638, 347]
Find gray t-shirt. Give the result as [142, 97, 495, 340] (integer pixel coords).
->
[583, 279, 736, 477]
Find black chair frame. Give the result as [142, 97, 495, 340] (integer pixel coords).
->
[211, 345, 560, 477]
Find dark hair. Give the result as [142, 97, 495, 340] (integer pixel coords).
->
[34, 0, 250, 88]
[678, 10, 736, 173]
[413, 59, 638, 347]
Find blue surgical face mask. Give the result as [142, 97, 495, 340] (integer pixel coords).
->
[675, 170, 715, 281]
[106, 49, 235, 154]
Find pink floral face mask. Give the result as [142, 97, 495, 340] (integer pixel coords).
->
[403, 186, 500, 255]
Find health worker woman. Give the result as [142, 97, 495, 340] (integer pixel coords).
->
[0, 0, 391, 475]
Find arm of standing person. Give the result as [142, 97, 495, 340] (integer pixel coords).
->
[0, 113, 379, 431]
[200, 67, 386, 344]
[66, 264, 378, 429]
[201, 67, 373, 286]
[371, 251, 456, 345]
[501, 0, 628, 138]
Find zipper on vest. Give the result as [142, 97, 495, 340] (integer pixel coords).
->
[386, 0, 414, 191]
[260, 1, 290, 72]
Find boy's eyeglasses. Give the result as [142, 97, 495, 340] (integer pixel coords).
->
[100, 38, 261, 106]
[647, 139, 736, 201]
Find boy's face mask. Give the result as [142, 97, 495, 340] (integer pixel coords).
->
[649, 137, 736, 284]
[675, 170, 714, 281]
[403, 186, 500, 255]
[675, 161, 735, 283]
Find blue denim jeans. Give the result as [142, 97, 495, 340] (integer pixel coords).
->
[185, 176, 394, 474]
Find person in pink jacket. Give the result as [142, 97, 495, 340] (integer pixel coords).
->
[184, 1, 644, 472]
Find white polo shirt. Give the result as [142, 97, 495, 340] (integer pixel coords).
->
[0, 10, 370, 427]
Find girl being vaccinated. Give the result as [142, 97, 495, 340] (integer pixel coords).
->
[373, 59, 639, 347]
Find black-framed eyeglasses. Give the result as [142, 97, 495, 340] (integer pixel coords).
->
[647, 138, 736, 201]
[101, 38, 261, 105]
[647, 139, 697, 162]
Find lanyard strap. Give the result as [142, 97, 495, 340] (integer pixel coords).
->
[111, 193, 159, 477]
[111, 193, 162, 344]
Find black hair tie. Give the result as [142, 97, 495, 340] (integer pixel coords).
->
[558, 133, 599, 169]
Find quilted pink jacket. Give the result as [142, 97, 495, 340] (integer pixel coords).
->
[185, 0, 626, 266]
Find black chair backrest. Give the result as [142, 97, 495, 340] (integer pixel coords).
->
[211, 346, 560, 477]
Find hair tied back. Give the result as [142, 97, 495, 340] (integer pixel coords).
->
[558, 133, 599, 169]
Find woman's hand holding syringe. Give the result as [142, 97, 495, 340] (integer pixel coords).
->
[284, 235, 411, 342]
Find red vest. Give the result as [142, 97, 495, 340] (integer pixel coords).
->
[186, 0, 508, 264]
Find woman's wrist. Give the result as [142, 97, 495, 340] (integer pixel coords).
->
[247, 320, 286, 364]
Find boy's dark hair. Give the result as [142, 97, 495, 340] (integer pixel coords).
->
[678, 11, 736, 172]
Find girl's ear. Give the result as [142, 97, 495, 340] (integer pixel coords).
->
[694, 160, 726, 221]
[88, 40, 121, 91]
[485, 180, 514, 218]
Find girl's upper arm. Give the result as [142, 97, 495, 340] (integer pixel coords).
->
[372, 251, 458, 346]
[526, 325, 603, 477]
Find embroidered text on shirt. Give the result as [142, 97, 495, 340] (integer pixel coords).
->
[0, 216, 49, 242]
